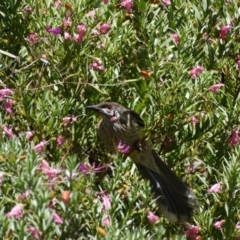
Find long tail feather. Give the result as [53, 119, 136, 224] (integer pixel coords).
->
[135, 149, 198, 222]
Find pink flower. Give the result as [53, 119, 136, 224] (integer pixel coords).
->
[237, 60, 240, 71]
[191, 116, 198, 125]
[101, 193, 111, 211]
[213, 220, 224, 230]
[26, 131, 34, 141]
[77, 24, 87, 38]
[64, 32, 71, 40]
[79, 164, 88, 173]
[6, 204, 23, 219]
[23, 6, 33, 13]
[62, 116, 71, 126]
[117, 140, 130, 154]
[56, 137, 67, 147]
[121, 0, 133, 13]
[208, 83, 224, 92]
[103, 0, 109, 4]
[102, 215, 111, 227]
[170, 33, 180, 45]
[99, 23, 111, 34]
[27, 226, 42, 238]
[73, 33, 83, 43]
[147, 211, 159, 224]
[208, 183, 222, 193]
[62, 116, 77, 126]
[71, 115, 77, 122]
[90, 61, 105, 71]
[163, 0, 171, 5]
[53, 1, 62, 9]
[3, 126, 13, 138]
[39, 160, 61, 179]
[45, 169, 61, 179]
[26, 33, 38, 44]
[79, 163, 105, 174]
[3, 98, 14, 114]
[40, 159, 50, 171]
[86, 10, 96, 18]
[52, 212, 63, 224]
[185, 225, 200, 240]
[46, 26, 61, 35]
[17, 190, 31, 201]
[63, 17, 72, 27]
[34, 141, 46, 154]
[0, 88, 13, 98]
[219, 25, 231, 40]
[229, 128, 240, 147]
[91, 29, 100, 35]
[189, 66, 204, 79]
[49, 198, 58, 208]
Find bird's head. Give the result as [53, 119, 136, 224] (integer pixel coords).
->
[86, 102, 124, 122]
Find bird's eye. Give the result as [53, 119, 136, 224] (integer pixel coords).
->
[107, 105, 112, 110]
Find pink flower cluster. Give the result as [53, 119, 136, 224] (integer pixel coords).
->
[185, 225, 200, 240]
[73, 24, 87, 43]
[53, 0, 62, 9]
[17, 190, 31, 201]
[6, 204, 23, 219]
[170, 33, 180, 45]
[213, 220, 224, 230]
[208, 83, 224, 92]
[99, 23, 111, 34]
[62, 115, 77, 126]
[208, 183, 222, 193]
[96, 191, 112, 227]
[23, 6, 33, 14]
[34, 141, 46, 154]
[3, 126, 13, 138]
[163, 0, 171, 6]
[219, 25, 231, 40]
[90, 60, 105, 71]
[0, 88, 14, 114]
[147, 211, 159, 224]
[79, 163, 105, 174]
[189, 66, 204, 79]
[26, 33, 38, 44]
[229, 128, 240, 147]
[46, 26, 61, 35]
[56, 137, 67, 147]
[121, 0, 133, 13]
[117, 140, 131, 154]
[38, 159, 61, 180]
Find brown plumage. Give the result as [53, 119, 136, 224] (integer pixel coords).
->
[86, 102, 198, 222]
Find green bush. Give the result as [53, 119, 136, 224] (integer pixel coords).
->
[0, 0, 240, 239]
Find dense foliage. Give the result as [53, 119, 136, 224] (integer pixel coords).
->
[1, 0, 240, 239]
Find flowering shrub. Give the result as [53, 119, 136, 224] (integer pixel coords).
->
[1, 0, 240, 239]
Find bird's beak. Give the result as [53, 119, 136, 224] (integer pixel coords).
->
[86, 105, 101, 113]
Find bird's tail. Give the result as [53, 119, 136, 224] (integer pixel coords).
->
[134, 149, 198, 222]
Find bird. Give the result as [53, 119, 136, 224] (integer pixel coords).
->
[86, 102, 198, 222]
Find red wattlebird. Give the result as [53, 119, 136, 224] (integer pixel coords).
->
[86, 102, 198, 222]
